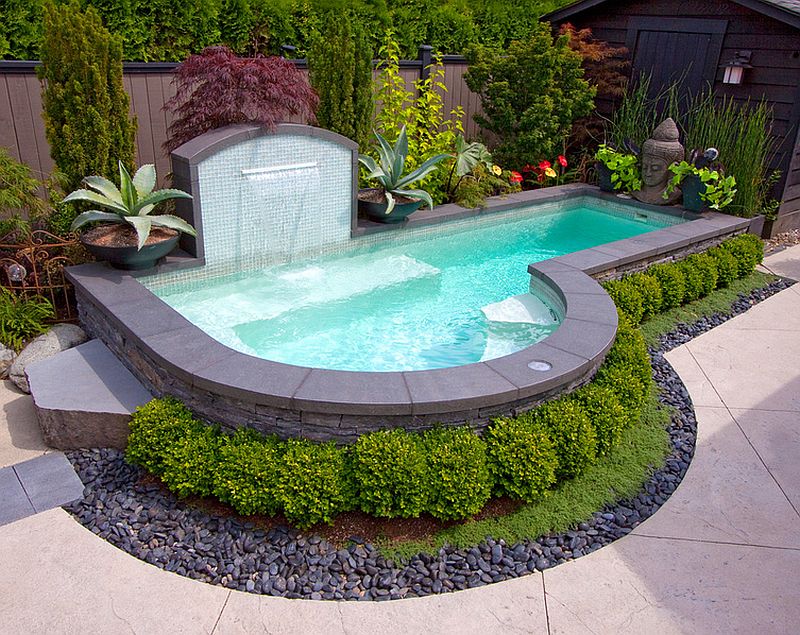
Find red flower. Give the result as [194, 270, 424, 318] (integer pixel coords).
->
[509, 171, 523, 184]
[522, 164, 535, 173]
[538, 160, 551, 170]
[557, 155, 568, 168]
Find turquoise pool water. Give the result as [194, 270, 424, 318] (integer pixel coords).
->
[149, 204, 678, 371]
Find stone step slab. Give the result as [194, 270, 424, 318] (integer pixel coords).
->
[26, 340, 153, 450]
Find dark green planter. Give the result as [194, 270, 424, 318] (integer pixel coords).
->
[595, 162, 614, 193]
[81, 231, 179, 271]
[681, 174, 707, 212]
[358, 189, 424, 224]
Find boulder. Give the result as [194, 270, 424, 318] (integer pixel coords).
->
[10, 324, 88, 393]
[0, 344, 16, 379]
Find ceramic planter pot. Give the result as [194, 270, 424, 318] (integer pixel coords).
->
[681, 174, 707, 212]
[358, 189, 424, 224]
[595, 162, 614, 193]
[80, 231, 179, 271]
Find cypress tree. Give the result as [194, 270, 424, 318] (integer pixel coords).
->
[307, 12, 373, 150]
[38, 0, 137, 192]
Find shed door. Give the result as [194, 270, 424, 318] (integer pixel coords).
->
[626, 18, 728, 97]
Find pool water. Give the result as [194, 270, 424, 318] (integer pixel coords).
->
[149, 204, 676, 371]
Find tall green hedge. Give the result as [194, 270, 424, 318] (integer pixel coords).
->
[38, 1, 136, 192]
[0, 0, 570, 62]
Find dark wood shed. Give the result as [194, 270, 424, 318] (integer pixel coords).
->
[544, 0, 800, 234]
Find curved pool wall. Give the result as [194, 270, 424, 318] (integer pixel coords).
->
[66, 125, 756, 442]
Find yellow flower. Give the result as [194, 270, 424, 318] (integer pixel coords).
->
[491, 164, 502, 176]
[545, 167, 557, 178]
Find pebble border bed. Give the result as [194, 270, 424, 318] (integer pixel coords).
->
[64, 277, 793, 601]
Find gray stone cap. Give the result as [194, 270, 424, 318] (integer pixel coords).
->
[66, 260, 616, 416]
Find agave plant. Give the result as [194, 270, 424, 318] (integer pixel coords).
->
[65, 161, 196, 250]
[358, 126, 450, 214]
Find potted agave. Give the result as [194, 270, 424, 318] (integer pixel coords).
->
[358, 126, 449, 223]
[66, 161, 196, 270]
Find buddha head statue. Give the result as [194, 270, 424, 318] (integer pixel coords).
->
[633, 118, 685, 205]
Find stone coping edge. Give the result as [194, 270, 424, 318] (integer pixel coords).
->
[64, 187, 752, 422]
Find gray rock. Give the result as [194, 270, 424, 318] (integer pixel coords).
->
[0, 343, 16, 379]
[10, 324, 88, 392]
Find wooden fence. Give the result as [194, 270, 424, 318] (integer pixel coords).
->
[0, 51, 483, 187]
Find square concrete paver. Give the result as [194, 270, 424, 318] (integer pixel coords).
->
[686, 328, 800, 411]
[0, 466, 35, 526]
[730, 407, 800, 515]
[0, 380, 48, 469]
[216, 571, 549, 635]
[715, 284, 800, 331]
[13, 452, 84, 512]
[633, 406, 800, 548]
[544, 535, 800, 635]
[663, 345, 725, 408]
[763, 245, 800, 280]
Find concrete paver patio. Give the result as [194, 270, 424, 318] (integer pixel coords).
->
[1, 246, 800, 633]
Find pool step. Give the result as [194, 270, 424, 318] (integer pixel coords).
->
[26, 339, 152, 450]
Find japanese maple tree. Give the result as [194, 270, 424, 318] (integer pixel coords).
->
[164, 46, 319, 151]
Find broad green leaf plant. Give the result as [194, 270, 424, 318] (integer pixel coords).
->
[359, 127, 449, 214]
[66, 162, 196, 249]
[665, 161, 738, 211]
[595, 144, 643, 193]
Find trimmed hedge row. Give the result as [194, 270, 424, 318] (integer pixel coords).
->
[126, 314, 651, 529]
[602, 234, 763, 326]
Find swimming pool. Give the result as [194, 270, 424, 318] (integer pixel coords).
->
[146, 201, 680, 372]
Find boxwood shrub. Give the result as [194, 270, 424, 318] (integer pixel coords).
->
[676, 258, 705, 302]
[348, 429, 428, 518]
[484, 416, 557, 502]
[684, 253, 718, 298]
[160, 424, 222, 498]
[125, 397, 201, 476]
[721, 233, 763, 277]
[708, 246, 738, 288]
[423, 427, 493, 521]
[602, 278, 644, 325]
[647, 263, 685, 309]
[628, 272, 662, 319]
[276, 439, 352, 529]
[213, 429, 283, 516]
[571, 384, 628, 456]
[525, 399, 597, 481]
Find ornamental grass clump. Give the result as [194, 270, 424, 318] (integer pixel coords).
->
[213, 429, 282, 517]
[423, 427, 492, 520]
[484, 417, 558, 502]
[348, 429, 428, 518]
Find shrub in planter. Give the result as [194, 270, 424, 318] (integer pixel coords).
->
[484, 417, 557, 502]
[684, 253, 718, 298]
[708, 246, 738, 288]
[647, 263, 685, 309]
[213, 429, 283, 516]
[602, 278, 644, 325]
[160, 424, 222, 498]
[526, 399, 597, 481]
[722, 234, 763, 278]
[677, 259, 705, 303]
[349, 429, 428, 518]
[126, 398, 200, 476]
[423, 427, 493, 520]
[276, 439, 352, 529]
[571, 384, 628, 456]
[627, 273, 662, 319]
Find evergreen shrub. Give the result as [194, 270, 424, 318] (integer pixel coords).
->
[423, 427, 492, 520]
[526, 399, 596, 481]
[647, 263, 685, 309]
[484, 416, 557, 501]
[349, 429, 428, 518]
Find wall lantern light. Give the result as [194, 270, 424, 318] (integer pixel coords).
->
[721, 50, 752, 85]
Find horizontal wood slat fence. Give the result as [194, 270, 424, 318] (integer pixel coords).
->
[0, 51, 483, 188]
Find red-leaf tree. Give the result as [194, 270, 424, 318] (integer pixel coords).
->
[164, 46, 319, 151]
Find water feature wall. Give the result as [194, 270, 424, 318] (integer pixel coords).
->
[171, 124, 358, 278]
